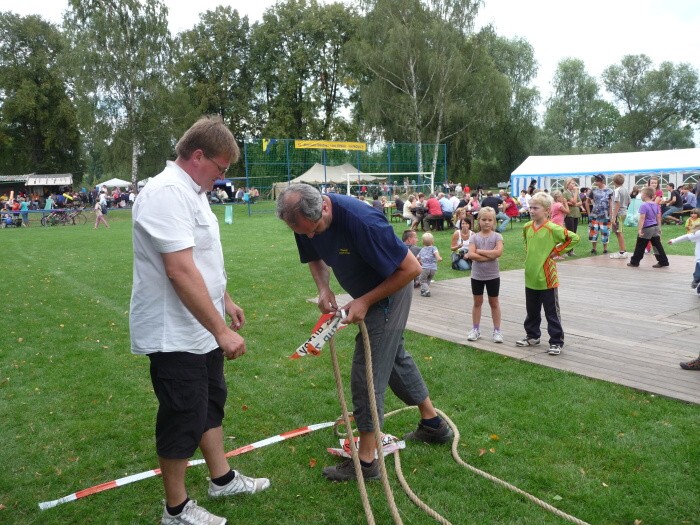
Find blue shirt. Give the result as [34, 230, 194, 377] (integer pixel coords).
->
[295, 194, 408, 298]
[439, 197, 453, 214]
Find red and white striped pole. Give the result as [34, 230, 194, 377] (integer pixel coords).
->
[39, 420, 335, 510]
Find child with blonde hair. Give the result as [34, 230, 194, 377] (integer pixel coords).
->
[516, 192, 579, 355]
[684, 208, 700, 234]
[417, 232, 442, 297]
[466, 207, 504, 342]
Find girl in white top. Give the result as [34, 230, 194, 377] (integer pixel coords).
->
[466, 206, 504, 343]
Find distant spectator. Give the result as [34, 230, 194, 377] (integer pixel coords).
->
[610, 174, 631, 259]
[681, 185, 697, 210]
[585, 175, 613, 255]
[438, 192, 454, 228]
[424, 194, 444, 231]
[480, 191, 509, 232]
[661, 182, 683, 224]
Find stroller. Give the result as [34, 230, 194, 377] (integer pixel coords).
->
[1, 212, 23, 228]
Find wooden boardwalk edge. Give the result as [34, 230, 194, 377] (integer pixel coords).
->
[330, 254, 700, 405]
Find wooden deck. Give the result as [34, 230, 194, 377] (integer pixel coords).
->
[340, 254, 700, 405]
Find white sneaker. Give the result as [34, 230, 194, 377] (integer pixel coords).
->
[162, 500, 226, 525]
[492, 331, 504, 343]
[466, 328, 481, 341]
[610, 252, 628, 259]
[548, 345, 562, 356]
[208, 470, 270, 497]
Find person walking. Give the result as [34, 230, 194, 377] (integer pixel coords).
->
[130, 116, 269, 525]
[94, 199, 109, 229]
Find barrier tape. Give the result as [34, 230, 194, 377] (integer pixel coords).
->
[39, 420, 335, 510]
[290, 312, 347, 359]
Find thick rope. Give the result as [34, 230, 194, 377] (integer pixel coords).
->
[329, 335, 375, 525]
[331, 323, 592, 525]
[359, 321, 404, 525]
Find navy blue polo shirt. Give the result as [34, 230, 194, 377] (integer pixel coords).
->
[294, 193, 408, 299]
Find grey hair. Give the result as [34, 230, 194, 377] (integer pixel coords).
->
[276, 183, 323, 225]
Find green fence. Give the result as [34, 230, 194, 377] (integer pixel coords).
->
[242, 139, 447, 201]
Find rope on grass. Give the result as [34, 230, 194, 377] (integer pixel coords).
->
[330, 322, 592, 525]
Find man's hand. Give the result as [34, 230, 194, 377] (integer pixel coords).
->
[340, 296, 371, 324]
[217, 329, 247, 360]
[226, 301, 245, 331]
[318, 288, 338, 315]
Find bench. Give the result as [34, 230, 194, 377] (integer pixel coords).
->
[667, 209, 692, 224]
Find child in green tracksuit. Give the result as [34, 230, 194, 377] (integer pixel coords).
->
[516, 191, 580, 355]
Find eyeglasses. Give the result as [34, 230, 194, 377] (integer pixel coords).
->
[204, 155, 229, 176]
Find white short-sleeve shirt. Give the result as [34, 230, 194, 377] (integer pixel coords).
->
[130, 161, 226, 354]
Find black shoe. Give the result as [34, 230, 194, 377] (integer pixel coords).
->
[626, 263, 639, 267]
[404, 420, 453, 444]
[680, 358, 700, 371]
[652, 263, 669, 268]
[322, 459, 380, 482]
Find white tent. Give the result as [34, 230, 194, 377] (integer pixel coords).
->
[290, 163, 380, 184]
[96, 177, 131, 189]
[510, 148, 700, 194]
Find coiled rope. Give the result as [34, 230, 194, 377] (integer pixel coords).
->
[328, 321, 592, 525]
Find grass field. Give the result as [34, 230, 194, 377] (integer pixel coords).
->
[0, 202, 698, 525]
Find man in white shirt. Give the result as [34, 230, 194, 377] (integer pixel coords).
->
[130, 116, 269, 525]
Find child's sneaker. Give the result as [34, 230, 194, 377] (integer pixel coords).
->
[466, 328, 481, 341]
[492, 330, 503, 343]
[515, 337, 540, 347]
[548, 344, 562, 355]
[420, 290, 431, 297]
[610, 252, 628, 259]
[690, 281, 698, 289]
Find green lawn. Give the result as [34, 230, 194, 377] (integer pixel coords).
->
[0, 203, 697, 525]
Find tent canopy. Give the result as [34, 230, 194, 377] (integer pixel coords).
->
[290, 163, 380, 184]
[97, 177, 131, 189]
[510, 148, 700, 194]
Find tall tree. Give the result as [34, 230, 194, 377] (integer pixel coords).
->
[473, 26, 539, 181]
[174, 7, 254, 140]
[603, 54, 700, 150]
[543, 58, 619, 153]
[63, 0, 173, 186]
[250, 0, 359, 139]
[0, 13, 82, 176]
[352, 0, 492, 181]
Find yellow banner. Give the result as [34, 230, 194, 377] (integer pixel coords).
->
[294, 140, 366, 151]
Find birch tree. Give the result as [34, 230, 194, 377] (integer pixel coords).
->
[63, 0, 172, 186]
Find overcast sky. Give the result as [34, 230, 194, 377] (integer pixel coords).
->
[5, 0, 700, 102]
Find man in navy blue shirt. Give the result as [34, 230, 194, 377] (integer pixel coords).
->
[277, 183, 452, 482]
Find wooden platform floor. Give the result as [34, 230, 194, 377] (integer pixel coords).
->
[340, 254, 700, 405]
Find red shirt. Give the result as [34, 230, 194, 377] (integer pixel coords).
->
[426, 197, 442, 215]
[505, 198, 519, 218]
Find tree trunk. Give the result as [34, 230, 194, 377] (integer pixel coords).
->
[131, 139, 139, 191]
